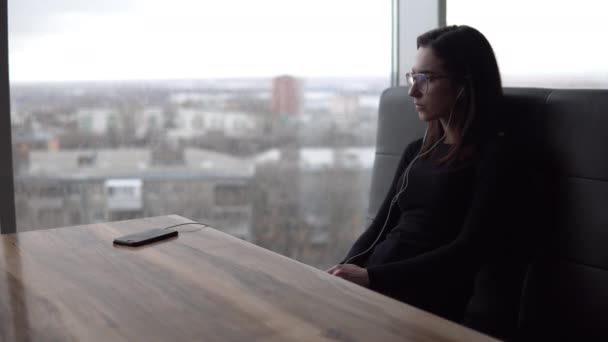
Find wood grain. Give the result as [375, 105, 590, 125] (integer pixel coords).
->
[0, 215, 497, 341]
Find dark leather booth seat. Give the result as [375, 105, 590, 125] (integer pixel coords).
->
[370, 86, 608, 341]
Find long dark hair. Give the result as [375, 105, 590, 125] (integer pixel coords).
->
[417, 25, 503, 164]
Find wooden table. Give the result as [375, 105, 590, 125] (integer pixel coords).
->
[0, 215, 497, 341]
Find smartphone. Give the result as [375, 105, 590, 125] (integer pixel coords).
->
[113, 228, 178, 247]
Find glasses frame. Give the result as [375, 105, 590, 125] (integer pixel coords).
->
[405, 72, 449, 94]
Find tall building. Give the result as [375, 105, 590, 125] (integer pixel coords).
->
[271, 75, 301, 115]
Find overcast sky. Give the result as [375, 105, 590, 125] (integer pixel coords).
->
[448, 0, 608, 87]
[8, 0, 391, 82]
[8, 0, 608, 87]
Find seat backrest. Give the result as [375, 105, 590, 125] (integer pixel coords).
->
[510, 88, 608, 341]
[371, 86, 608, 340]
[366, 87, 425, 223]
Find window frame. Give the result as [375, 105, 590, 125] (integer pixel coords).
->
[0, 0, 16, 234]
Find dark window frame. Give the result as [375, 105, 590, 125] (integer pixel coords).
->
[0, 0, 16, 234]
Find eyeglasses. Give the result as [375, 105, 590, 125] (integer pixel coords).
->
[405, 72, 449, 94]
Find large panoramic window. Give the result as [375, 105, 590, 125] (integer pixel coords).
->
[8, 0, 391, 269]
[447, 0, 608, 89]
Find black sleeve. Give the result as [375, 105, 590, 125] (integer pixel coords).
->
[366, 138, 508, 293]
[341, 138, 423, 266]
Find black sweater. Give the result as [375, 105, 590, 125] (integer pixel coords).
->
[342, 137, 506, 320]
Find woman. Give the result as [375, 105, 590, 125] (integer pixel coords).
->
[326, 25, 506, 322]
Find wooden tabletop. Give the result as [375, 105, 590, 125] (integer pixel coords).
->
[0, 215, 497, 342]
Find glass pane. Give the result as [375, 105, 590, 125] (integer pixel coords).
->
[447, 0, 608, 88]
[8, 0, 391, 269]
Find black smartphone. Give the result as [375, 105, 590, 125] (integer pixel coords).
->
[113, 228, 178, 247]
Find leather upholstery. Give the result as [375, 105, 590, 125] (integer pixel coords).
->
[370, 86, 608, 340]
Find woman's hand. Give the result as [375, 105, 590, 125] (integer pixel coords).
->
[326, 264, 370, 288]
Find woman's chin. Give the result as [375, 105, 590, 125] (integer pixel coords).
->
[417, 111, 432, 122]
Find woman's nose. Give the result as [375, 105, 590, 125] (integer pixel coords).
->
[408, 84, 421, 98]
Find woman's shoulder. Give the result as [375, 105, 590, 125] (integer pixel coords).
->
[404, 138, 424, 156]
[473, 134, 511, 175]
[394, 138, 424, 169]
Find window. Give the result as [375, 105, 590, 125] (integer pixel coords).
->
[7, 0, 391, 269]
[447, 0, 608, 88]
[214, 185, 249, 207]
